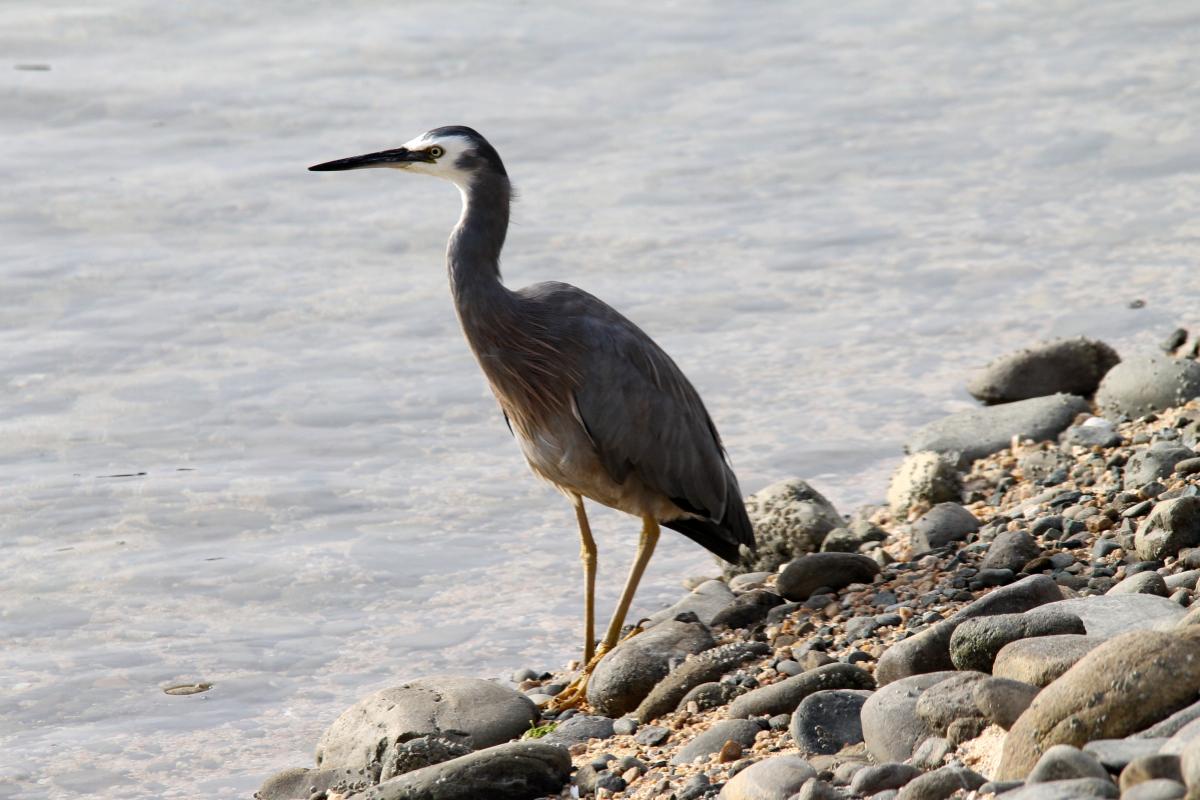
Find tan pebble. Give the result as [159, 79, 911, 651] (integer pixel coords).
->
[623, 766, 641, 784]
[569, 742, 588, 755]
[717, 739, 742, 763]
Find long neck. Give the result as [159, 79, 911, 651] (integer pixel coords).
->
[447, 171, 511, 318]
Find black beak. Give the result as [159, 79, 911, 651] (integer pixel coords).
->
[308, 147, 424, 172]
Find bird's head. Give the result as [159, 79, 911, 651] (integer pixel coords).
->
[308, 126, 506, 188]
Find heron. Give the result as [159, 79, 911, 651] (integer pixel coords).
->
[309, 126, 755, 704]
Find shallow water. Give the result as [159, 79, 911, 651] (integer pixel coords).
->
[2, 1, 1198, 797]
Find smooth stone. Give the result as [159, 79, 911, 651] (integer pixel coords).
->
[992, 635, 1105, 687]
[1165, 571, 1200, 591]
[950, 609, 1086, 672]
[678, 682, 733, 713]
[315, 677, 538, 772]
[1122, 779, 1186, 800]
[1125, 443, 1197, 490]
[909, 502, 980, 555]
[789, 689, 872, 755]
[711, 589, 785, 629]
[717, 755, 816, 800]
[612, 718, 638, 736]
[671, 718, 762, 765]
[733, 478, 843, 575]
[850, 763, 923, 795]
[730, 571, 772, 591]
[1180, 735, 1200, 790]
[975, 677, 1041, 730]
[911, 736, 954, 771]
[1027, 744, 1110, 783]
[996, 777, 1118, 800]
[587, 614, 716, 717]
[1033, 594, 1187, 638]
[257, 767, 372, 800]
[1107, 571, 1169, 596]
[646, 580, 736, 627]
[633, 641, 770, 723]
[1136, 497, 1200, 562]
[792, 777, 843, 800]
[728, 662, 875, 718]
[998, 629, 1200, 779]
[895, 765, 986, 800]
[1063, 416, 1123, 449]
[1136, 699, 1200, 738]
[906, 393, 1090, 466]
[344, 741, 571, 800]
[633, 725, 670, 746]
[860, 671, 958, 763]
[540, 715, 614, 746]
[887, 451, 962, 514]
[1120, 754, 1182, 792]
[1095, 354, 1200, 419]
[1162, 717, 1200, 755]
[967, 338, 1120, 404]
[776, 553, 881, 601]
[914, 671, 988, 734]
[981, 529, 1043, 573]
[875, 575, 1063, 685]
[1084, 738, 1167, 770]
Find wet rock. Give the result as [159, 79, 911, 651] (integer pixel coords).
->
[906, 393, 1090, 466]
[860, 671, 957, 763]
[1135, 497, 1200, 561]
[315, 677, 539, 772]
[909, 503, 980, 555]
[1095, 354, 1200, 418]
[710, 590, 784, 629]
[966, 338, 1120, 404]
[671, 718, 761, 765]
[728, 662, 874, 719]
[346, 741, 570, 800]
[587, 614, 716, 717]
[718, 754, 816, 799]
[1027, 744, 1110, 783]
[258, 766, 372, 800]
[1084, 739, 1167, 771]
[633, 641, 769, 722]
[895, 765, 985, 800]
[992, 635, 1105, 687]
[777, 553, 881, 601]
[949, 609, 1086, 672]
[980, 529, 1042, 573]
[876, 575, 1063, 685]
[646, 580, 735, 627]
[540, 715, 614, 747]
[850, 763, 923, 795]
[887, 452, 963, 514]
[789, 689, 872, 755]
[997, 777, 1118, 800]
[975, 677, 1040, 730]
[732, 478, 843, 575]
[1034, 594, 1186, 638]
[998, 629, 1200, 779]
[1125, 443, 1197, 490]
[914, 671, 988, 734]
[1107, 571, 1169, 596]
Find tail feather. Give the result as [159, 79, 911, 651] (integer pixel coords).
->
[663, 489, 756, 566]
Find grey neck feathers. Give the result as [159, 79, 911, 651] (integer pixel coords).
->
[447, 172, 511, 315]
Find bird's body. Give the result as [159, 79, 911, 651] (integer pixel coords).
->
[311, 126, 754, 701]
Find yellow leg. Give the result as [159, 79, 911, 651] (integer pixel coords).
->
[600, 516, 659, 652]
[573, 494, 598, 664]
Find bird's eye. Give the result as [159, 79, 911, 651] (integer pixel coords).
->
[428, 146, 445, 159]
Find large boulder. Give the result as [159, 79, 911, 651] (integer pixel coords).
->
[1095, 354, 1200, 418]
[315, 677, 538, 772]
[906, 393, 1090, 466]
[727, 479, 843, 575]
[966, 337, 1120, 404]
[586, 614, 715, 717]
[997, 629, 1200, 779]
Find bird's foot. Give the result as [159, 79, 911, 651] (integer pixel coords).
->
[542, 624, 646, 712]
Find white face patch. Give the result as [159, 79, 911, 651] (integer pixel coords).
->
[394, 131, 475, 188]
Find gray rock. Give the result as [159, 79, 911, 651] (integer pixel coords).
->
[1084, 738, 1166, 770]
[975, 677, 1040, 730]
[910, 736, 954, 771]
[633, 725, 670, 746]
[729, 571, 773, 591]
[966, 338, 1120, 404]
[587, 614, 716, 716]
[1107, 571, 1169, 597]
[671, 718, 761, 765]
[678, 681, 734, 713]
[1124, 780, 1186, 800]
[1034, 594, 1187, 639]
[710, 589, 785, 629]
[996, 777, 1118, 800]
[646, 580, 735, 627]
[895, 765, 986, 800]
[257, 766, 372, 800]
[860, 671, 958, 763]
[1136, 497, 1200, 562]
[821, 520, 888, 553]
[540, 715, 614, 746]
[612, 717, 638, 736]
[1028, 744, 1110, 783]
[777, 553, 881, 601]
[887, 452, 963, 514]
[909, 503, 980, 555]
[379, 736, 474, 782]
[731, 478, 843, 575]
[1125, 444, 1197, 490]
[981, 529, 1043, 573]
[633, 641, 770, 722]
[1095, 354, 1200, 418]
[850, 763, 923, 795]
[346, 741, 570, 800]
[906, 393, 1090, 466]
[1136, 699, 1200, 739]
[718, 755, 816, 799]
[1120, 754, 1183, 792]
[792, 777, 844, 800]
[789, 689, 872, 755]
[315, 677, 539, 772]
[1062, 416, 1123, 449]
[949, 609, 1086, 672]
[876, 575, 1063, 685]
[914, 671, 988, 734]
[728, 662, 875, 719]
[1162, 717, 1200, 756]
[992, 635, 1104, 687]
